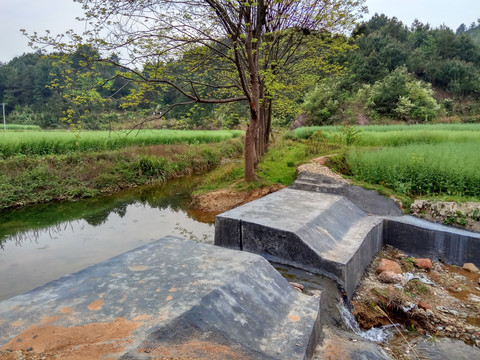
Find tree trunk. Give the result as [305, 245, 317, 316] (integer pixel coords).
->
[265, 98, 272, 147]
[244, 117, 258, 181]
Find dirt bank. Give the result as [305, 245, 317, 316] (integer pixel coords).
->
[352, 245, 480, 358]
[189, 184, 285, 219]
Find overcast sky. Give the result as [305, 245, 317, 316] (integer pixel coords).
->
[1, 0, 479, 63]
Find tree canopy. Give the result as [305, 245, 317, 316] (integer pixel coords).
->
[25, 0, 365, 180]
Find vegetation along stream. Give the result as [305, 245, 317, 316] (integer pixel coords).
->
[0, 176, 214, 302]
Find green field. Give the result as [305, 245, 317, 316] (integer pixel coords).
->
[294, 124, 480, 147]
[0, 129, 243, 158]
[295, 124, 480, 199]
[2, 124, 42, 130]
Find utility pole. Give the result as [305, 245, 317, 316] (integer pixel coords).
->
[2, 103, 5, 130]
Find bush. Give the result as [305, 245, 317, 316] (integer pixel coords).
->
[302, 78, 351, 125]
[366, 66, 440, 121]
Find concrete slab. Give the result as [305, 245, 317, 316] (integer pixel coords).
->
[384, 216, 480, 266]
[290, 172, 403, 216]
[215, 188, 384, 298]
[0, 237, 321, 360]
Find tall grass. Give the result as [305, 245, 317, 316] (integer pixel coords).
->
[293, 124, 480, 147]
[0, 129, 243, 157]
[347, 142, 480, 197]
[2, 124, 42, 130]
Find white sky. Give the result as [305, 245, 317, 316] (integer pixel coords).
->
[1, 0, 479, 63]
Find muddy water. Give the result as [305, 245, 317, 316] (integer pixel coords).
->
[0, 177, 214, 301]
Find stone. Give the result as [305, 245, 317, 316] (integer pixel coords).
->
[414, 258, 433, 270]
[466, 326, 477, 334]
[426, 309, 434, 317]
[376, 259, 402, 275]
[447, 286, 463, 293]
[433, 263, 443, 272]
[463, 263, 480, 273]
[418, 301, 432, 310]
[290, 282, 304, 291]
[0, 237, 321, 360]
[377, 271, 406, 285]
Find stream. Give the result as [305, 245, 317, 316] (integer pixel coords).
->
[0, 176, 214, 302]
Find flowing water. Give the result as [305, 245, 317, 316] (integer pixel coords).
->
[0, 177, 214, 301]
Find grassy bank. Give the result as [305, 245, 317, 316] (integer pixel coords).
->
[0, 139, 243, 209]
[194, 134, 335, 194]
[0, 129, 243, 158]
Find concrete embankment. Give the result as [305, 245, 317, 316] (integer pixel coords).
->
[215, 172, 480, 298]
[0, 237, 321, 360]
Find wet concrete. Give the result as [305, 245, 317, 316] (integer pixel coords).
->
[0, 237, 321, 360]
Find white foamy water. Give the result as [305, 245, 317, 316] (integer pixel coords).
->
[337, 300, 398, 342]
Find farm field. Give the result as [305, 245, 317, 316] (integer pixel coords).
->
[0, 129, 243, 157]
[295, 124, 480, 200]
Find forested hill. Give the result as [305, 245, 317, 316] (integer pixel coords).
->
[457, 21, 480, 46]
[348, 14, 480, 97]
[1, 14, 480, 129]
[303, 14, 480, 126]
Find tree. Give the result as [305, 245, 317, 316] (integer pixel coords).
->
[26, 0, 365, 181]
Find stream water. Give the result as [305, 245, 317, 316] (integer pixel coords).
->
[0, 176, 214, 301]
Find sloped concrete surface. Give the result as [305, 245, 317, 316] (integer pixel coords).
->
[290, 172, 403, 216]
[0, 237, 321, 360]
[215, 188, 384, 298]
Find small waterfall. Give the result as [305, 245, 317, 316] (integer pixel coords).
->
[337, 300, 398, 342]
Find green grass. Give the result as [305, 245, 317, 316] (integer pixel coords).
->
[2, 124, 42, 130]
[194, 135, 314, 194]
[346, 142, 480, 198]
[0, 129, 243, 158]
[293, 124, 480, 147]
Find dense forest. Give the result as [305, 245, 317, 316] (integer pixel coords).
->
[1, 14, 480, 129]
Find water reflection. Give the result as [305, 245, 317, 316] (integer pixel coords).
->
[0, 177, 214, 301]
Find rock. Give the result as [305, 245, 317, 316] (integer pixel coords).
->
[446, 286, 462, 293]
[426, 309, 434, 317]
[466, 326, 477, 334]
[476, 340, 480, 348]
[377, 271, 406, 285]
[463, 263, 480, 273]
[414, 258, 433, 270]
[475, 287, 480, 292]
[290, 282, 304, 292]
[410, 200, 430, 213]
[418, 301, 432, 310]
[433, 263, 443, 272]
[376, 259, 402, 275]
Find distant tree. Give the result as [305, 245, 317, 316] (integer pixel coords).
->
[456, 23, 467, 35]
[26, 0, 365, 181]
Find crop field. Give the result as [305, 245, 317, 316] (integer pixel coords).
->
[295, 124, 480, 198]
[0, 129, 243, 157]
[3, 124, 42, 130]
[294, 124, 480, 147]
[347, 142, 480, 197]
